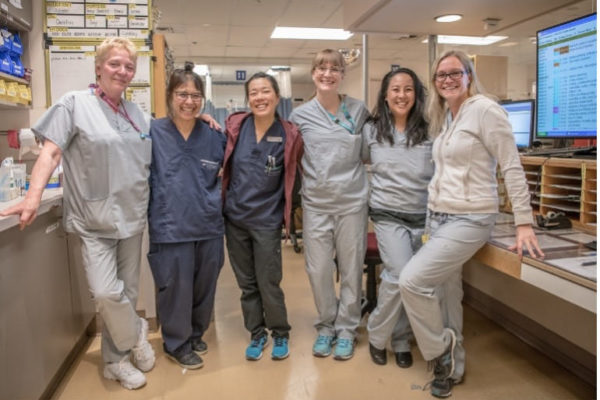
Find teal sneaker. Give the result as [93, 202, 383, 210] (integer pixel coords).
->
[271, 336, 289, 360]
[312, 335, 335, 357]
[245, 335, 268, 361]
[333, 338, 355, 360]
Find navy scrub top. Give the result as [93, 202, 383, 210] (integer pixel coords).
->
[148, 117, 226, 243]
[224, 116, 286, 230]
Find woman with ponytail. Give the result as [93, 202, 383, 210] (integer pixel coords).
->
[147, 62, 226, 370]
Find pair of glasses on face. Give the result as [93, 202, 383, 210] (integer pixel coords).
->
[434, 70, 466, 82]
[315, 66, 343, 75]
[175, 91, 203, 101]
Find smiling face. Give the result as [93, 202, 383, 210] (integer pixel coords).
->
[95, 48, 136, 99]
[385, 72, 415, 123]
[434, 55, 471, 108]
[170, 80, 204, 122]
[247, 77, 279, 119]
[312, 62, 343, 94]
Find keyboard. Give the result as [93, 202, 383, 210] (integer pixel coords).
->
[525, 146, 596, 157]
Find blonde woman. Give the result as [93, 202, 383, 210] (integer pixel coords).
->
[398, 50, 543, 398]
[1, 37, 155, 389]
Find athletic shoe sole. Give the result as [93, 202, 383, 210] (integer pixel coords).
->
[165, 353, 204, 369]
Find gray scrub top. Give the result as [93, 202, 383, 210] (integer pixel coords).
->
[362, 122, 434, 213]
[290, 96, 369, 214]
[33, 90, 152, 239]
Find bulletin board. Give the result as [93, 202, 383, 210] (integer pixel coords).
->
[44, 0, 152, 41]
[45, 44, 153, 112]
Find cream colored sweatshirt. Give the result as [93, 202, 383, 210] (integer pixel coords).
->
[428, 94, 533, 226]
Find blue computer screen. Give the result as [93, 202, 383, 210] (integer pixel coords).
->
[536, 13, 597, 139]
[500, 100, 534, 149]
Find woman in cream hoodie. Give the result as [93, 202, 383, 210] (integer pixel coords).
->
[398, 50, 543, 399]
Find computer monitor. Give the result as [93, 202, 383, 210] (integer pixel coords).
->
[536, 13, 597, 139]
[500, 99, 534, 150]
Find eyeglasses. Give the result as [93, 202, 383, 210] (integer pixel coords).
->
[434, 70, 466, 82]
[315, 66, 343, 75]
[174, 91, 203, 101]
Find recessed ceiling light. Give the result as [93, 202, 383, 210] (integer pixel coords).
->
[423, 35, 507, 45]
[435, 14, 463, 23]
[271, 27, 353, 40]
[498, 41, 518, 47]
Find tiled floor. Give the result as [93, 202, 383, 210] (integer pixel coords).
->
[51, 242, 595, 400]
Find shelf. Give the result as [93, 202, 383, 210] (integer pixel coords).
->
[0, 98, 30, 110]
[0, 71, 28, 85]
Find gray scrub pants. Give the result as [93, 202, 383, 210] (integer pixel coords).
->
[303, 206, 368, 340]
[225, 221, 291, 340]
[147, 238, 224, 354]
[367, 219, 423, 352]
[399, 212, 495, 381]
[79, 233, 143, 364]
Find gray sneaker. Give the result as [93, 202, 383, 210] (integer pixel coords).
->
[164, 344, 204, 369]
[433, 328, 457, 380]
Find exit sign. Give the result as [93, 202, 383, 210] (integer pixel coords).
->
[236, 70, 246, 81]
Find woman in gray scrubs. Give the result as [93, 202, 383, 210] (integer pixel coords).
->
[362, 68, 432, 368]
[0, 37, 155, 390]
[290, 49, 369, 361]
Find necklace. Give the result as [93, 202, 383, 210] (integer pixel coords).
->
[326, 100, 356, 134]
[89, 83, 144, 136]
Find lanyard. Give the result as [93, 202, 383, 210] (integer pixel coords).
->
[89, 83, 145, 137]
[327, 101, 356, 135]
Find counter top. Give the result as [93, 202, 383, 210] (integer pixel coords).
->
[473, 213, 596, 291]
[0, 188, 63, 232]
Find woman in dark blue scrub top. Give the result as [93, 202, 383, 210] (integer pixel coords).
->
[222, 72, 303, 361]
[147, 63, 226, 369]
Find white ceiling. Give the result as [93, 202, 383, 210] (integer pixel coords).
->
[153, 0, 596, 82]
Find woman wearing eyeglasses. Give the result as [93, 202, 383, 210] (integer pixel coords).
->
[398, 50, 543, 398]
[147, 62, 226, 370]
[290, 49, 369, 361]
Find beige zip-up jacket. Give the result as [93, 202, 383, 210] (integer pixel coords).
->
[428, 94, 533, 226]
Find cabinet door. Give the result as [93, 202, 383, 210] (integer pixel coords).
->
[0, 0, 32, 31]
[0, 209, 75, 400]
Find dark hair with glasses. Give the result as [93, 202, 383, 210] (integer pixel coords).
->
[166, 61, 205, 117]
[369, 68, 428, 147]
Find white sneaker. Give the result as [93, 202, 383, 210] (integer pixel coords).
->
[132, 318, 155, 372]
[103, 359, 146, 390]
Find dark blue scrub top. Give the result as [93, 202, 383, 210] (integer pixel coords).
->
[148, 117, 226, 243]
[224, 116, 285, 230]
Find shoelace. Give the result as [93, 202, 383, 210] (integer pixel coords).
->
[337, 338, 351, 348]
[274, 337, 286, 346]
[316, 335, 331, 345]
[250, 337, 266, 348]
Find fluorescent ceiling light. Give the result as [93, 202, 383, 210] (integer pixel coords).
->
[271, 27, 353, 40]
[435, 14, 462, 23]
[423, 35, 507, 45]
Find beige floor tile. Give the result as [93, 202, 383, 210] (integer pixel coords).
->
[51, 242, 595, 400]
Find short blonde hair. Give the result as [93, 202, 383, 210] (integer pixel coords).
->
[311, 49, 345, 74]
[95, 37, 137, 69]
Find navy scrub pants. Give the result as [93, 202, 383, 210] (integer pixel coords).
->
[225, 220, 291, 340]
[147, 238, 224, 355]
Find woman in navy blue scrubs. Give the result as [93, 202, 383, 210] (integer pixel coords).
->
[222, 72, 303, 361]
[147, 63, 226, 369]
